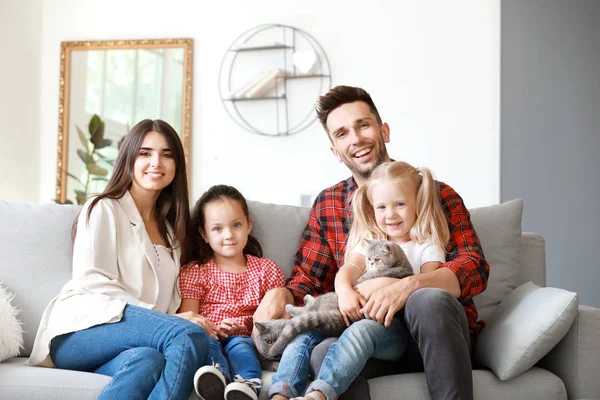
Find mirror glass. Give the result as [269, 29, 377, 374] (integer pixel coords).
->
[56, 39, 193, 204]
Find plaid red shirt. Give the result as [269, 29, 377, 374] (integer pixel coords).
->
[286, 176, 489, 335]
[180, 255, 286, 337]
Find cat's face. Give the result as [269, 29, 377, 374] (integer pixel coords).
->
[254, 320, 288, 360]
[365, 239, 403, 272]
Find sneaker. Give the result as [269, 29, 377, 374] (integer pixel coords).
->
[194, 364, 226, 400]
[224, 375, 261, 400]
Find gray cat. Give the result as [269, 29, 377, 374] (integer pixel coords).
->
[254, 239, 413, 360]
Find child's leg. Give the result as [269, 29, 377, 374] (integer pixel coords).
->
[206, 337, 232, 381]
[222, 336, 262, 383]
[194, 337, 231, 400]
[268, 331, 328, 399]
[307, 317, 408, 400]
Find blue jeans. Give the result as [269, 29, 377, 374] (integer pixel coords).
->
[207, 335, 262, 388]
[269, 317, 407, 399]
[50, 305, 210, 400]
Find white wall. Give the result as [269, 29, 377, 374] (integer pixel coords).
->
[31, 0, 499, 207]
[0, 0, 41, 202]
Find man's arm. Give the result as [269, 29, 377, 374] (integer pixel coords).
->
[437, 182, 489, 301]
[253, 203, 339, 335]
[285, 205, 339, 305]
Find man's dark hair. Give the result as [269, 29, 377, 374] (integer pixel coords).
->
[315, 85, 383, 135]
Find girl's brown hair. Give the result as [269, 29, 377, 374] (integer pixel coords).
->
[182, 184, 262, 266]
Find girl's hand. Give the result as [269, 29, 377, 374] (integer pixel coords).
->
[217, 318, 243, 339]
[337, 288, 366, 327]
[175, 311, 218, 339]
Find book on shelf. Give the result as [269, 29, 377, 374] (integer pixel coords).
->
[243, 69, 286, 99]
[229, 71, 270, 99]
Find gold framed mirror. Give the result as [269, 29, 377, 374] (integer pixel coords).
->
[55, 38, 193, 204]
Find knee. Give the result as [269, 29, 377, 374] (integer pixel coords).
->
[344, 319, 385, 342]
[172, 321, 210, 363]
[405, 288, 461, 325]
[135, 347, 166, 375]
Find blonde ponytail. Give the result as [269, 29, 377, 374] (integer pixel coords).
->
[411, 166, 450, 252]
[345, 185, 385, 263]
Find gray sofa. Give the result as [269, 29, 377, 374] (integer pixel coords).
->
[0, 198, 599, 399]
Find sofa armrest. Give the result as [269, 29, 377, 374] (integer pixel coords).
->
[538, 304, 600, 400]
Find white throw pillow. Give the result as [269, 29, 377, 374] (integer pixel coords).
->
[475, 281, 578, 381]
[0, 283, 24, 362]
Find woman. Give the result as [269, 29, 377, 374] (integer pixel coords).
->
[28, 120, 213, 400]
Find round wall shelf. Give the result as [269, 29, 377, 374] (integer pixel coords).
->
[218, 24, 332, 137]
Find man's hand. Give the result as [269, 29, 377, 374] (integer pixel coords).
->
[337, 287, 366, 326]
[252, 287, 294, 339]
[175, 311, 218, 339]
[217, 318, 243, 339]
[360, 276, 419, 328]
[354, 277, 398, 299]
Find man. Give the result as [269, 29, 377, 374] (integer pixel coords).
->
[254, 85, 489, 400]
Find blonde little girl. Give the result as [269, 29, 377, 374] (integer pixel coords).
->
[271, 161, 449, 400]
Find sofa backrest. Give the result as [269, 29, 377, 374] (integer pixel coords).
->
[0, 198, 545, 357]
[0, 200, 81, 357]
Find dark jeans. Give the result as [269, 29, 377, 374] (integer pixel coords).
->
[310, 288, 474, 400]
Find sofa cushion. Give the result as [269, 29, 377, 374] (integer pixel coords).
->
[368, 368, 566, 400]
[475, 281, 578, 381]
[471, 199, 523, 321]
[0, 200, 81, 357]
[0, 284, 23, 362]
[0, 357, 108, 399]
[248, 200, 311, 278]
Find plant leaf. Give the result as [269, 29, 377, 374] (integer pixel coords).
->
[66, 172, 83, 185]
[91, 121, 106, 147]
[75, 190, 86, 205]
[76, 126, 90, 150]
[77, 149, 93, 164]
[91, 177, 109, 182]
[89, 114, 101, 136]
[86, 162, 108, 176]
[95, 138, 112, 149]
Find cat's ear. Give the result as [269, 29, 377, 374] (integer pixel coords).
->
[254, 322, 268, 333]
[364, 238, 373, 245]
[382, 243, 392, 253]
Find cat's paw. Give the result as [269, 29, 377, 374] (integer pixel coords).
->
[303, 295, 315, 306]
[285, 303, 298, 317]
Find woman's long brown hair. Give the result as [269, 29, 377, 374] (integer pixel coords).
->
[72, 119, 192, 263]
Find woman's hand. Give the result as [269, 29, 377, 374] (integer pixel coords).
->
[175, 311, 218, 339]
[217, 318, 243, 339]
[337, 287, 366, 327]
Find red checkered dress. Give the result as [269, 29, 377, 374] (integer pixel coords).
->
[287, 176, 490, 335]
[180, 255, 285, 337]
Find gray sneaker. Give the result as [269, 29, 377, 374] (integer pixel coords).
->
[194, 364, 226, 400]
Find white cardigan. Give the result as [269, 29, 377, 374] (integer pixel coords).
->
[27, 191, 182, 367]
